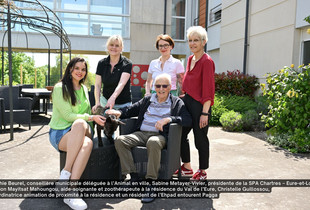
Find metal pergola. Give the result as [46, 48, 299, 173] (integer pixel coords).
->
[0, 0, 71, 140]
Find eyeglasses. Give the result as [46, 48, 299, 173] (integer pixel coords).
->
[155, 84, 169, 88]
[158, 44, 170, 49]
[188, 39, 201, 43]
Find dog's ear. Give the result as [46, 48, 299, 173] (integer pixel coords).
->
[117, 120, 125, 125]
[94, 105, 104, 115]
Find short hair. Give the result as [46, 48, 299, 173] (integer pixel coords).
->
[186, 26, 208, 43]
[106, 35, 124, 51]
[155, 34, 175, 50]
[154, 73, 172, 85]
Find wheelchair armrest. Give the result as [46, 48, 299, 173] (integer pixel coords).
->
[165, 123, 182, 179]
[166, 123, 182, 152]
[0, 98, 3, 129]
[119, 117, 138, 135]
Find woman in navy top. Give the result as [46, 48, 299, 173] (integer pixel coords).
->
[92, 35, 132, 112]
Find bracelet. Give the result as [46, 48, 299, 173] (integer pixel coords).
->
[201, 112, 210, 116]
[90, 115, 94, 121]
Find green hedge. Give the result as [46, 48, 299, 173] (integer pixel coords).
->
[215, 70, 259, 98]
[262, 64, 310, 153]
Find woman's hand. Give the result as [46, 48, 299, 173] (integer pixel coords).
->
[106, 97, 116, 109]
[92, 104, 100, 113]
[199, 115, 208, 129]
[93, 115, 106, 126]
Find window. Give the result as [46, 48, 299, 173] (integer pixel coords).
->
[57, 12, 89, 35]
[303, 40, 310, 65]
[46, 0, 130, 37]
[56, 0, 88, 11]
[90, 0, 129, 15]
[171, 0, 186, 40]
[90, 15, 129, 37]
[210, 4, 221, 25]
[3, 0, 130, 37]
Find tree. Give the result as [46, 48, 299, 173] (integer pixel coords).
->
[0, 51, 40, 86]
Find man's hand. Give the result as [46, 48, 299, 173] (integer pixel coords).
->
[155, 118, 171, 131]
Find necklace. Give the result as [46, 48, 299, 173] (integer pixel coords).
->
[190, 52, 204, 71]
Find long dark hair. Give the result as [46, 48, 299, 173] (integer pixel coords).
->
[61, 57, 88, 106]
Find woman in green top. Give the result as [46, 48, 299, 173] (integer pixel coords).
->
[49, 57, 105, 210]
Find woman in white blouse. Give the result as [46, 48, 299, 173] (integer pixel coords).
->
[145, 34, 184, 96]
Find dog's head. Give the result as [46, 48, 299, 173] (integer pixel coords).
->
[103, 115, 125, 139]
[93, 105, 106, 116]
[94, 105, 125, 139]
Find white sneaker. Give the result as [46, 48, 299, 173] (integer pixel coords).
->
[56, 169, 71, 196]
[60, 169, 71, 180]
[64, 198, 87, 210]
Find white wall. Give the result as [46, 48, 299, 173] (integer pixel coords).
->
[219, 0, 304, 81]
[248, 0, 297, 79]
[219, 0, 246, 72]
[207, 22, 221, 51]
[296, 0, 310, 28]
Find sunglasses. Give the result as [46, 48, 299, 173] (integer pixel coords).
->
[155, 84, 169, 88]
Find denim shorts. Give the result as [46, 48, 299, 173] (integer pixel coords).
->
[49, 126, 71, 152]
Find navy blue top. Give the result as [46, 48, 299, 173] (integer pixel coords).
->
[119, 95, 192, 141]
[96, 55, 132, 104]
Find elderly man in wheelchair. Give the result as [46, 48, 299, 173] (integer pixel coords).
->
[106, 73, 192, 203]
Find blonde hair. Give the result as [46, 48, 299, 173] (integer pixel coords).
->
[186, 26, 208, 43]
[106, 35, 124, 52]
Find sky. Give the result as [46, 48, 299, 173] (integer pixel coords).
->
[25, 53, 105, 74]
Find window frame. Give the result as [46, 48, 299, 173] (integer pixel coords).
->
[171, 0, 187, 41]
[11, 0, 131, 38]
[209, 4, 222, 26]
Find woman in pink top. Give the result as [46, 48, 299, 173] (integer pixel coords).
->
[175, 26, 215, 180]
[145, 34, 184, 96]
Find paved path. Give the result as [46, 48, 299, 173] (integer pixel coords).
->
[0, 114, 309, 210]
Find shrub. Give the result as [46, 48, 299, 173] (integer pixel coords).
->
[262, 64, 310, 153]
[215, 70, 259, 98]
[219, 110, 243, 132]
[266, 131, 310, 153]
[254, 94, 269, 116]
[209, 94, 228, 126]
[221, 95, 257, 114]
[242, 109, 263, 131]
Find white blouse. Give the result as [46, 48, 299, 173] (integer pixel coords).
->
[148, 55, 184, 90]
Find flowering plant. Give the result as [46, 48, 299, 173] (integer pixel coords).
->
[261, 64, 310, 152]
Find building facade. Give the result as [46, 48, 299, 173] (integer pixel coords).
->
[199, 0, 310, 83]
[1, 0, 200, 72]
